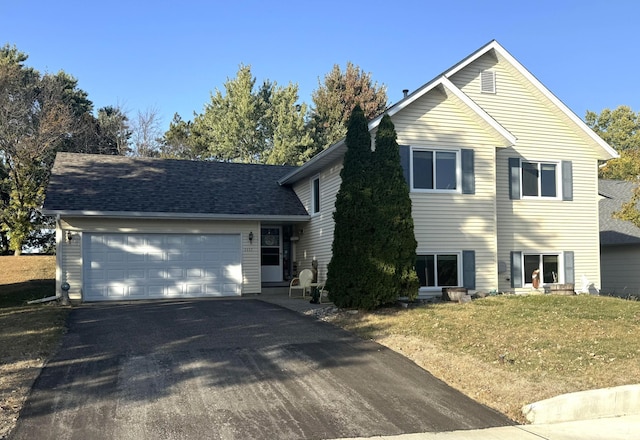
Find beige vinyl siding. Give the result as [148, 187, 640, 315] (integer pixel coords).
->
[390, 89, 506, 292]
[450, 52, 602, 292]
[292, 159, 342, 282]
[59, 217, 261, 299]
[601, 246, 640, 295]
[59, 231, 83, 300]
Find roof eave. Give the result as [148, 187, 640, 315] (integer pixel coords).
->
[41, 209, 310, 222]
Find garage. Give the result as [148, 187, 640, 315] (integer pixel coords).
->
[83, 233, 242, 301]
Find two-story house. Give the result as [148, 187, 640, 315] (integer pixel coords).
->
[42, 40, 617, 302]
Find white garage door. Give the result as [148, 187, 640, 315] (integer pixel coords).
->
[83, 233, 242, 301]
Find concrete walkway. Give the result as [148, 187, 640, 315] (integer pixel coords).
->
[257, 293, 640, 440]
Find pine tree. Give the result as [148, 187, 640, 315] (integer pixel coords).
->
[326, 105, 377, 308]
[371, 115, 419, 302]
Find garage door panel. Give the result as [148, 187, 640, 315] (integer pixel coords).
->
[107, 286, 125, 297]
[83, 233, 241, 301]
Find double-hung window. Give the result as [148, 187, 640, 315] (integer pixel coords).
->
[412, 149, 459, 191]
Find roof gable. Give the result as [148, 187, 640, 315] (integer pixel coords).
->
[42, 153, 309, 219]
[446, 40, 618, 160]
[282, 40, 615, 185]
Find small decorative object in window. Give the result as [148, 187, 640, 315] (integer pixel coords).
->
[531, 269, 540, 289]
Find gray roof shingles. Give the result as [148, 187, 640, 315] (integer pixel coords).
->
[599, 179, 640, 246]
[42, 153, 309, 218]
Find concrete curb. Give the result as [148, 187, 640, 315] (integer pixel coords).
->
[522, 384, 640, 424]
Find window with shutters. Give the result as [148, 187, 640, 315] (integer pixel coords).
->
[511, 251, 573, 288]
[509, 158, 572, 201]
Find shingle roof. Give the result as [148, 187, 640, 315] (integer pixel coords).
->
[599, 179, 640, 245]
[42, 153, 309, 218]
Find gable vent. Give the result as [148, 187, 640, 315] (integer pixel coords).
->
[481, 70, 496, 94]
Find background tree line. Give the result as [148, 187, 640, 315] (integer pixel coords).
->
[2, 40, 639, 255]
[0, 43, 388, 254]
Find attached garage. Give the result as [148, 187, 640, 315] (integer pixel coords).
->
[42, 153, 310, 303]
[83, 233, 242, 301]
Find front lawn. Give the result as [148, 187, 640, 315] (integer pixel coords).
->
[328, 294, 640, 422]
[0, 256, 68, 439]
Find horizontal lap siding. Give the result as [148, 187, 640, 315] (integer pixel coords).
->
[391, 91, 501, 292]
[292, 160, 342, 281]
[600, 246, 640, 295]
[59, 218, 261, 299]
[450, 52, 602, 292]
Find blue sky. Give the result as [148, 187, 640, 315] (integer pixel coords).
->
[2, 0, 638, 132]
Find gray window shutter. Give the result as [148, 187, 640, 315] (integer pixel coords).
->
[399, 145, 410, 187]
[509, 158, 520, 200]
[562, 161, 573, 201]
[462, 250, 476, 289]
[510, 251, 522, 288]
[564, 251, 575, 284]
[461, 149, 475, 194]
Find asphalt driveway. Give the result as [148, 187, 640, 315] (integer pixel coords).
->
[11, 299, 512, 440]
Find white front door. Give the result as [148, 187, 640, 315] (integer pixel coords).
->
[260, 227, 282, 282]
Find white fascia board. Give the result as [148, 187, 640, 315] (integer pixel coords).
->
[42, 210, 310, 222]
[445, 40, 618, 159]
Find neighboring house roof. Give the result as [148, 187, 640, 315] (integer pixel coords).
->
[599, 179, 640, 245]
[279, 40, 618, 186]
[42, 153, 309, 220]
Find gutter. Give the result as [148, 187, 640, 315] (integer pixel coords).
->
[42, 210, 310, 222]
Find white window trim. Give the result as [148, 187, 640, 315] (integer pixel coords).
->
[520, 159, 562, 200]
[416, 250, 463, 292]
[522, 251, 565, 287]
[410, 147, 461, 193]
[310, 175, 320, 216]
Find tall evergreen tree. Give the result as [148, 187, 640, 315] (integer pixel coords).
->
[191, 64, 312, 164]
[371, 114, 419, 302]
[326, 105, 377, 308]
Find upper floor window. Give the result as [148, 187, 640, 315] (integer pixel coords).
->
[411, 149, 459, 191]
[522, 161, 557, 198]
[311, 176, 320, 214]
[399, 146, 474, 195]
[509, 158, 573, 201]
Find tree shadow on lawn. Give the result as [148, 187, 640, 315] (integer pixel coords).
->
[0, 280, 56, 307]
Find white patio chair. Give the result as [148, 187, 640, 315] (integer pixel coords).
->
[289, 269, 314, 298]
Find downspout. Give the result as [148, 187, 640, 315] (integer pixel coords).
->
[54, 215, 70, 305]
[55, 215, 62, 300]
